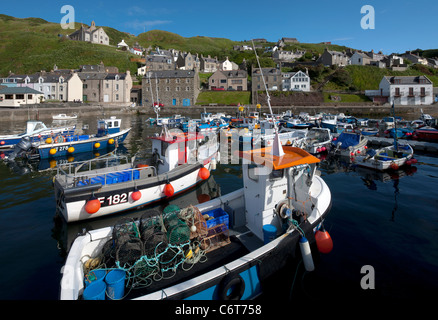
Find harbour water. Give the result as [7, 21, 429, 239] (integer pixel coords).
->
[0, 113, 437, 305]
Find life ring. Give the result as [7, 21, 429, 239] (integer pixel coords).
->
[217, 274, 245, 300]
[54, 136, 65, 143]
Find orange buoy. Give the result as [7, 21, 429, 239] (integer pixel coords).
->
[390, 162, 399, 170]
[85, 197, 101, 214]
[315, 228, 333, 254]
[163, 183, 174, 197]
[131, 189, 142, 201]
[108, 138, 115, 145]
[94, 142, 101, 149]
[49, 148, 57, 155]
[199, 167, 210, 180]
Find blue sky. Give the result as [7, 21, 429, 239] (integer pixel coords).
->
[1, 0, 437, 54]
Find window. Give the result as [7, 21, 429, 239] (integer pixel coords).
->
[60, 94, 63, 100]
[421, 87, 426, 96]
[115, 84, 119, 90]
[16, 94, 24, 99]
[247, 164, 259, 181]
[28, 94, 33, 99]
[5, 94, 13, 100]
[116, 94, 119, 100]
[83, 84, 88, 89]
[166, 87, 170, 91]
[409, 87, 414, 96]
[395, 87, 400, 96]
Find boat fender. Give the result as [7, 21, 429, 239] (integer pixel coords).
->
[299, 236, 315, 272]
[68, 146, 75, 153]
[199, 166, 210, 180]
[163, 183, 174, 197]
[85, 196, 101, 214]
[108, 139, 115, 145]
[218, 274, 245, 300]
[131, 189, 142, 202]
[94, 142, 101, 149]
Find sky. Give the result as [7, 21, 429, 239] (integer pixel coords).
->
[1, 0, 437, 54]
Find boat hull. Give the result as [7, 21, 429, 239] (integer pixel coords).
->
[55, 161, 213, 222]
[37, 129, 130, 159]
[353, 144, 414, 171]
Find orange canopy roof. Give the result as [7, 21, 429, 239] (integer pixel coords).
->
[239, 146, 320, 170]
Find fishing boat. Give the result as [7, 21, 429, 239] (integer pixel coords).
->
[59, 141, 332, 300]
[320, 114, 337, 133]
[301, 128, 332, 154]
[331, 131, 368, 157]
[352, 144, 416, 171]
[182, 118, 229, 133]
[19, 117, 130, 160]
[60, 43, 333, 301]
[282, 118, 312, 129]
[52, 113, 78, 120]
[53, 125, 219, 222]
[413, 126, 438, 142]
[0, 121, 75, 149]
[359, 127, 379, 136]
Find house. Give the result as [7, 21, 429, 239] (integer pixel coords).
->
[277, 37, 299, 47]
[401, 51, 428, 65]
[130, 47, 143, 56]
[350, 51, 373, 66]
[374, 75, 434, 105]
[68, 21, 110, 45]
[0, 86, 44, 107]
[218, 57, 238, 71]
[10, 69, 83, 102]
[427, 58, 438, 69]
[317, 48, 350, 66]
[78, 63, 132, 103]
[142, 70, 200, 107]
[281, 70, 310, 92]
[208, 70, 248, 91]
[176, 52, 198, 70]
[273, 49, 306, 61]
[199, 55, 218, 73]
[117, 39, 129, 50]
[143, 55, 176, 72]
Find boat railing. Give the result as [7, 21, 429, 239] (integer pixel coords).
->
[68, 165, 157, 188]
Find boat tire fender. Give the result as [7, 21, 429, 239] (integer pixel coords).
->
[218, 274, 245, 300]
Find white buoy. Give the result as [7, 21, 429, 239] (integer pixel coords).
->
[299, 236, 315, 272]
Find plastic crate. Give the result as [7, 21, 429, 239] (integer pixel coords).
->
[204, 208, 229, 229]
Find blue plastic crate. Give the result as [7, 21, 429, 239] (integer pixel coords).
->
[204, 208, 229, 229]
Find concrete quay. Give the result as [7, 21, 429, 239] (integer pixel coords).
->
[366, 136, 438, 153]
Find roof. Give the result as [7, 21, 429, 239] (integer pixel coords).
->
[239, 146, 320, 170]
[384, 75, 433, 85]
[0, 86, 44, 94]
[146, 70, 197, 79]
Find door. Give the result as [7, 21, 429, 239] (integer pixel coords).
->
[172, 99, 177, 106]
[182, 99, 190, 106]
[104, 94, 109, 102]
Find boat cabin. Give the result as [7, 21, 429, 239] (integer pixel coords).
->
[97, 117, 121, 136]
[150, 126, 203, 175]
[239, 146, 320, 241]
[24, 121, 49, 135]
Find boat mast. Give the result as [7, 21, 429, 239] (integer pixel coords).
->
[391, 102, 398, 150]
[252, 40, 284, 157]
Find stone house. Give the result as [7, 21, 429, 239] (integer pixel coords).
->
[350, 51, 373, 66]
[143, 55, 176, 72]
[68, 21, 110, 45]
[78, 63, 132, 103]
[208, 70, 248, 91]
[251, 68, 282, 103]
[142, 70, 200, 107]
[317, 48, 350, 66]
[273, 49, 306, 61]
[199, 55, 218, 73]
[176, 52, 198, 70]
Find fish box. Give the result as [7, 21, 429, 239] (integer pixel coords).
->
[203, 208, 229, 229]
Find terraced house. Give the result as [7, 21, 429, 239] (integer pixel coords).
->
[208, 70, 248, 91]
[142, 70, 200, 107]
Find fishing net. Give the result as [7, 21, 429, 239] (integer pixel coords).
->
[85, 204, 230, 295]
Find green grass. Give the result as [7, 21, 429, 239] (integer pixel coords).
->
[196, 91, 251, 105]
[323, 92, 371, 103]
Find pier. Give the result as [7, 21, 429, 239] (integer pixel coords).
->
[366, 136, 438, 153]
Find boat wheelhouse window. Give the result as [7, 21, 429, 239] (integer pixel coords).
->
[161, 141, 168, 156]
[107, 122, 113, 128]
[269, 169, 284, 180]
[247, 164, 259, 181]
[35, 123, 44, 130]
[114, 121, 119, 127]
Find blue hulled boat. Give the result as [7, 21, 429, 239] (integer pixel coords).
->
[27, 117, 130, 159]
[0, 120, 75, 149]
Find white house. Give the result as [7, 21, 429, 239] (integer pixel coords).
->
[282, 70, 310, 92]
[219, 57, 238, 71]
[378, 75, 433, 105]
[117, 39, 129, 50]
[350, 51, 372, 66]
[0, 86, 44, 107]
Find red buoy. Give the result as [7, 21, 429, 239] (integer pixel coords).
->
[199, 167, 210, 180]
[315, 228, 333, 254]
[163, 183, 174, 197]
[85, 197, 101, 214]
[390, 162, 399, 170]
[131, 189, 142, 201]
